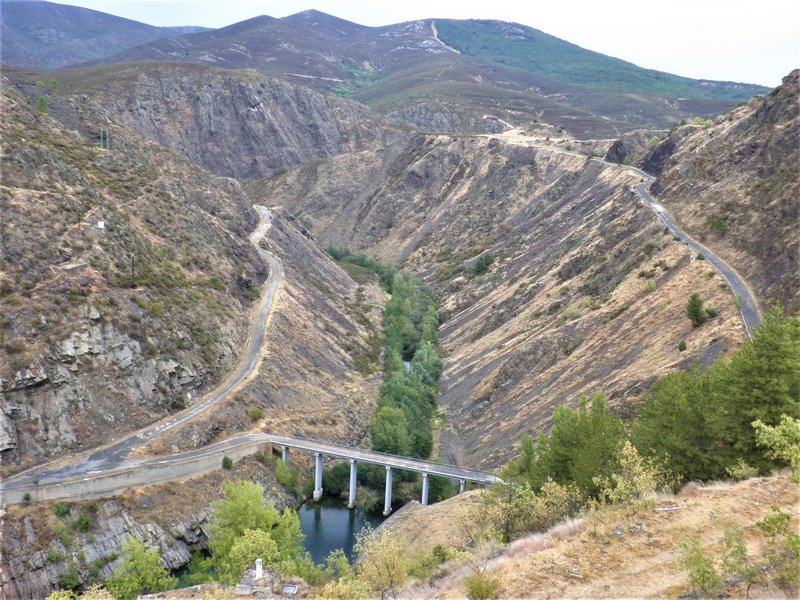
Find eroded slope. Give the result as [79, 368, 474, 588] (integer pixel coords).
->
[641, 70, 800, 312]
[250, 134, 745, 467]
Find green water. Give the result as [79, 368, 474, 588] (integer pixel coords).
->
[298, 497, 385, 564]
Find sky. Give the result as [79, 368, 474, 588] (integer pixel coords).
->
[43, 0, 800, 86]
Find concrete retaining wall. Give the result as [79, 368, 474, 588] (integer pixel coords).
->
[2, 440, 271, 505]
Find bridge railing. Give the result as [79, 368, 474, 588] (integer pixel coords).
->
[264, 433, 500, 480]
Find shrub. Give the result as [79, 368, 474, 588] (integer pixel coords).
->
[705, 307, 719, 318]
[677, 340, 687, 352]
[753, 415, 800, 482]
[46, 548, 65, 563]
[59, 563, 81, 591]
[70, 514, 93, 532]
[53, 503, 71, 517]
[275, 459, 300, 493]
[696, 253, 705, 260]
[473, 253, 495, 276]
[23, 492, 31, 503]
[54, 522, 73, 547]
[222, 456, 234, 470]
[679, 538, 722, 594]
[246, 407, 264, 421]
[725, 458, 758, 481]
[464, 570, 501, 599]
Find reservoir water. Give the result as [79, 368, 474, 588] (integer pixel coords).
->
[298, 497, 385, 564]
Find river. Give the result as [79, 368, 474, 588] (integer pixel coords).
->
[298, 497, 386, 564]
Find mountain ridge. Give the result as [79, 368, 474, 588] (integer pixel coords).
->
[2, 2, 770, 137]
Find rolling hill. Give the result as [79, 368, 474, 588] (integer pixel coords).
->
[434, 19, 766, 100]
[0, 0, 208, 68]
[57, 5, 770, 137]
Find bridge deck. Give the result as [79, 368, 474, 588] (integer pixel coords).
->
[263, 434, 501, 484]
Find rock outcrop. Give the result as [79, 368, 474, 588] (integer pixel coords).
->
[0, 81, 264, 470]
[68, 64, 400, 181]
[2, 463, 291, 599]
[640, 70, 800, 311]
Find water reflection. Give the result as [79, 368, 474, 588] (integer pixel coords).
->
[298, 496, 385, 564]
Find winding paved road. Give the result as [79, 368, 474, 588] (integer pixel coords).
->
[3, 206, 282, 494]
[619, 165, 762, 337]
[3, 142, 763, 505]
[1, 206, 499, 505]
[498, 130, 762, 337]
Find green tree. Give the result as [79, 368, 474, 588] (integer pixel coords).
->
[208, 481, 280, 582]
[226, 529, 278, 585]
[206, 481, 311, 584]
[354, 526, 408, 599]
[35, 95, 50, 114]
[753, 414, 800, 482]
[370, 406, 411, 455]
[632, 365, 727, 481]
[473, 253, 495, 276]
[519, 393, 625, 496]
[719, 305, 800, 471]
[106, 538, 176, 600]
[679, 538, 722, 595]
[685, 293, 706, 326]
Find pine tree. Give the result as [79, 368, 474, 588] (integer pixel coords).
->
[718, 305, 800, 470]
[685, 293, 707, 326]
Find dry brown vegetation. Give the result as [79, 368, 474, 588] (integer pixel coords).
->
[387, 475, 799, 599]
[642, 70, 800, 313]
[250, 134, 746, 467]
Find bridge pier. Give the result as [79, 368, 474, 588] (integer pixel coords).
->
[421, 472, 429, 505]
[383, 466, 393, 515]
[313, 452, 323, 501]
[347, 459, 358, 509]
[459, 479, 466, 494]
[281, 446, 289, 465]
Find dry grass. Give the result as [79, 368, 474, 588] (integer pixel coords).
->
[388, 475, 799, 599]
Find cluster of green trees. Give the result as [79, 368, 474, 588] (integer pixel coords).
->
[48, 481, 347, 599]
[634, 305, 799, 481]
[183, 481, 337, 586]
[495, 306, 799, 543]
[373, 271, 440, 458]
[326, 245, 450, 505]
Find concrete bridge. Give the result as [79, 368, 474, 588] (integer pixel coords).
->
[266, 434, 501, 515]
[1, 433, 501, 510]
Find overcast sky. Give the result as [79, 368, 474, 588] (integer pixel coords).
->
[49, 0, 799, 86]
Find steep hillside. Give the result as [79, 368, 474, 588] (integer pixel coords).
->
[0, 210, 385, 598]
[43, 62, 400, 181]
[0, 0, 206, 68]
[435, 19, 766, 100]
[641, 70, 800, 313]
[89, 8, 758, 137]
[142, 208, 385, 457]
[249, 134, 746, 467]
[2, 457, 293, 599]
[0, 81, 267, 472]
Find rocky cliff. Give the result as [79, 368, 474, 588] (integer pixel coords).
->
[57, 63, 400, 181]
[0, 80, 265, 473]
[2, 459, 290, 599]
[640, 70, 800, 312]
[142, 209, 384, 457]
[249, 134, 746, 467]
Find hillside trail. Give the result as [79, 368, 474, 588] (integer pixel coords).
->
[5, 205, 283, 486]
[484, 128, 762, 337]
